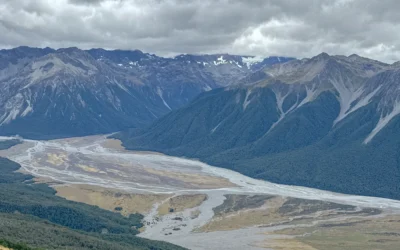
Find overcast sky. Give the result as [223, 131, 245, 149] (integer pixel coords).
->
[1, 0, 400, 62]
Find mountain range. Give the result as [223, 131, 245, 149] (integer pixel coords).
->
[0, 46, 292, 138]
[117, 52, 400, 200]
[2, 46, 400, 200]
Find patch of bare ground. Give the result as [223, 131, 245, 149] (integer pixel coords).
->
[213, 194, 275, 216]
[75, 164, 100, 173]
[46, 153, 67, 166]
[33, 176, 63, 185]
[102, 138, 165, 155]
[55, 184, 171, 215]
[255, 238, 318, 250]
[269, 214, 400, 250]
[198, 195, 287, 232]
[157, 194, 208, 216]
[190, 209, 201, 219]
[198, 196, 373, 233]
[15, 167, 33, 175]
[102, 138, 125, 150]
[145, 168, 236, 189]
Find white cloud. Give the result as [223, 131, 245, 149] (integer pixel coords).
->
[1, 0, 400, 62]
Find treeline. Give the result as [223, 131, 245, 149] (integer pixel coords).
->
[0, 139, 21, 150]
[0, 184, 142, 234]
[0, 239, 36, 250]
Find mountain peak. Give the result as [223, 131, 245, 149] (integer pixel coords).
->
[315, 52, 330, 58]
[56, 47, 82, 53]
[391, 61, 400, 68]
[349, 53, 361, 58]
[259, 53, 333, 84]
[308, 52, 331, 62]
[259, 51, 392, 86]
[54, 47, 92, 60]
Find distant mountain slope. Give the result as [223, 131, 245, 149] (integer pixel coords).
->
[117, 53, 400, 200]
[0, 47, 292, 138]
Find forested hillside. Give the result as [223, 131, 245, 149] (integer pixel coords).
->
[0, 157, 185, 250]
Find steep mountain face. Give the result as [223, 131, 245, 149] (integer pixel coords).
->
[0, 47, 292, 138]
[0, 48, 167, 138]
[87, 49, 293, 109]
[118, 53, 400, 200]
[0, 46, 54, 81]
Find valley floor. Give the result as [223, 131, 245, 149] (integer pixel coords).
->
[1, 135, 400, 250]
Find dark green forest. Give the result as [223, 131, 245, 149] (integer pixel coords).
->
[117, 88, 400, 200]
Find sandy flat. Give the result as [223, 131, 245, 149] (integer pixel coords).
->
[55, 184, 172, 215]
[102, 138, 165, 155]
[158, 194, 208, 216]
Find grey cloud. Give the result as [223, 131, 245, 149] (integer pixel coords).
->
[68, 0, 108, 5]
[1, 0, 400, 62]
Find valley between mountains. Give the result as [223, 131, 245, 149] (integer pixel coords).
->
[2, 47, 400, 249]
[1, 135, 400, 250]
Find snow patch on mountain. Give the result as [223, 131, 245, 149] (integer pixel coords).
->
[234, 61, 242, 68]
[213, 56, 228, 65]
[242, 56, 264, 69]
